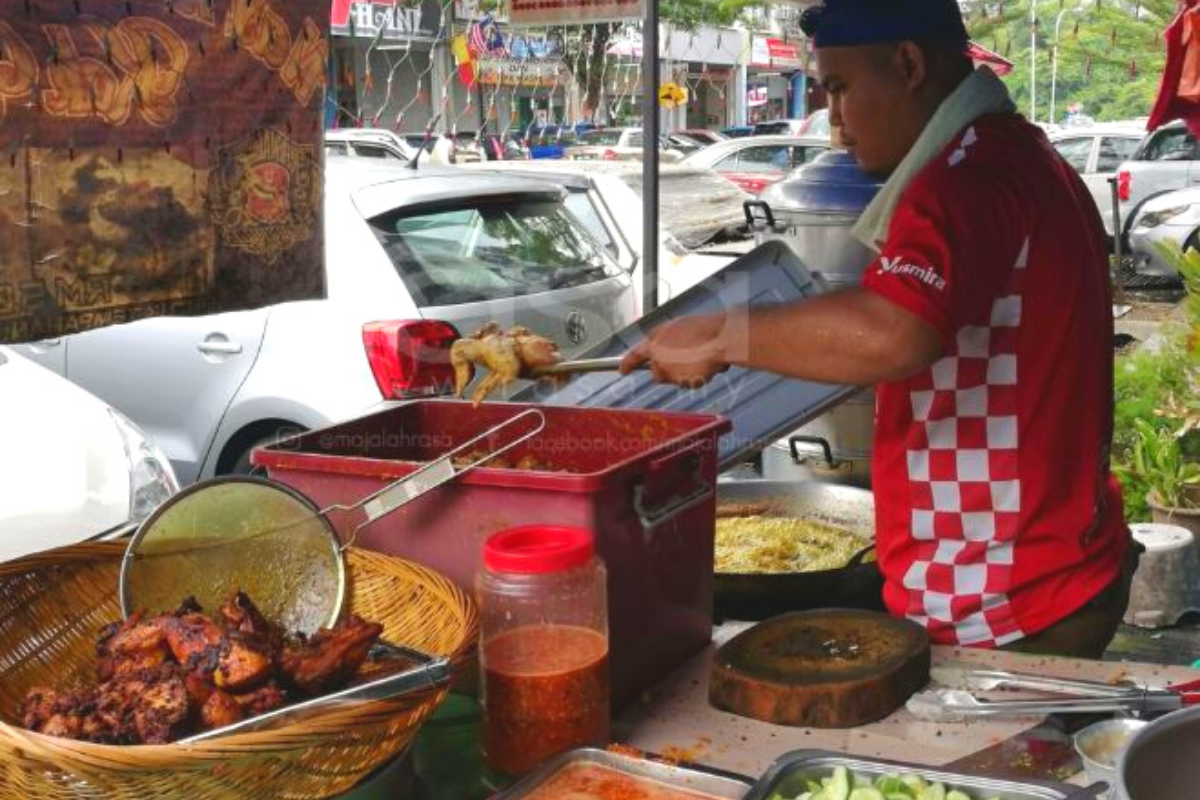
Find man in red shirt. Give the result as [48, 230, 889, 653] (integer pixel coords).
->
[621, 0, 1136, 657]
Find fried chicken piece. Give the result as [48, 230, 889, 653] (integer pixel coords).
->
[130, 671, 191, 744]
[214, 633, 274, 692]
[200, 689, 244, 730]
[96, 610, 172, 681]
[451, 323, 563, 406]
[158, 612, 224, 667]
[22, 686, 87, 739]
[218, 592, 277, 639]
[279, 615, 383, 696]
[230, 679, 288, 715]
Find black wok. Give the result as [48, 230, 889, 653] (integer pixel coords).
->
[714, 481, 884, 620]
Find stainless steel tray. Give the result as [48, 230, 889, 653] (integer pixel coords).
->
[743, 750, 1085, 800]
[496, 747, 753, 799]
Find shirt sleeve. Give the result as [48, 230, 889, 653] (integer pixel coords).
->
[861, 171, 1021, 347]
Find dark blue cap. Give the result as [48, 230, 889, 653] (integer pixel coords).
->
[800, 0, 970, 50]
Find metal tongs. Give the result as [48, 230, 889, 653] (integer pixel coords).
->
[908, 666, 1200, 721]
[529, 356, 646, 378]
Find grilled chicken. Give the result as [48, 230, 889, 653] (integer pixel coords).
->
[451, 323, 563, 406]
[22, 593, 382, 745]
[279, 615, 383, 695]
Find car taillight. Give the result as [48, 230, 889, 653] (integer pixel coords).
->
[602, 148, 618, 161]
[1118, 170, 1131, 202]
[362, 320, 459, 400]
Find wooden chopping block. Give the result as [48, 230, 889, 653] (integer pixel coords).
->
[709, 609, 930, 728]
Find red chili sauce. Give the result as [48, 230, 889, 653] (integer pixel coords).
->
[522, 762, 724, 800]
[483, 625, 610, 776]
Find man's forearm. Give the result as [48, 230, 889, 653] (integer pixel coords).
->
[721, 288, 944, 386]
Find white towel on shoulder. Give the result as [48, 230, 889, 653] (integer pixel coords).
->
[851, 67, 1018, 253]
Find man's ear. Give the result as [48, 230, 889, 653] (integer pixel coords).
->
[894, 41, 928, 91]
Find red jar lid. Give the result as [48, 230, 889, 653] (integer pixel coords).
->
[483, 526, 595, 574]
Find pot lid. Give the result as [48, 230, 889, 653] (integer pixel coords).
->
[515, 241, 856, 471]
[760, 150, 883, 216]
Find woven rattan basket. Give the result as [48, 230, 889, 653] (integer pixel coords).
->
[0, 541, 478, 800]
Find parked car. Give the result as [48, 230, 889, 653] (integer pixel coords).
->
[0, 346, 178, 561]
[676, 129, 727, 146]
[396, 131, 484, 164]
[472, 160, 752, 310]
[1113, 120, 1198, 243]
[520, 123, 597, 159]
[1128, 186, 1200, 278]
[1049, 124, 1144, 237]
[719, 125, 755, 139]
[680, 134, 829, 195]
[563, 128, 686, 163]
[27, 160, 635, 486]
[797, 108, 831, 139]
[665, 133, 706, 156]
[752, 119, 807, 136]
[325, 128, 415, 162]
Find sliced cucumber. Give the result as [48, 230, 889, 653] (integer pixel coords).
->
[848, 789, 885, 800]
[825, 766, 851, 800]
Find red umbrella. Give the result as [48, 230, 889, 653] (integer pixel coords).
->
[1147, 0, 1200, 135]
[967, 41, 1014, 77]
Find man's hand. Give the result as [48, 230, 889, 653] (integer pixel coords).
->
[619, 314, 732, 388]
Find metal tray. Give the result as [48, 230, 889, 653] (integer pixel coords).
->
[744, 750, 1085, 800]
[514, 241, 856, 472]
[496, 747, 753, 799]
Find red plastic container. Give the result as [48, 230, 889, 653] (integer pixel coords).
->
[252, 400, 731, 708]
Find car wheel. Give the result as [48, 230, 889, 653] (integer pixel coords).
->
[228, 425, 305, 476]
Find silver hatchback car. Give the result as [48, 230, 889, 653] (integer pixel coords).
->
[15, 159, 636, 485]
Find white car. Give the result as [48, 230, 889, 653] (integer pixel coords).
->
[1050, 124, 1145, 238]
[14, 160, 635, 486]
[1128, 186, 1200, 278]
[324, 128, 416, 162]
[0, 347, 178, 562]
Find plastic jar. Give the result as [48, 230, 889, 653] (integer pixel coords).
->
[477, 525, 610, 777]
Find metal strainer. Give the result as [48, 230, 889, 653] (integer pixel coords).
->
[120, 409, 546, 634]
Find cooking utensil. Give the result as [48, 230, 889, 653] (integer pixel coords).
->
[712, 481, 883, 620]
[120, 409, 546, 634]
[494, 747, 753, 800]
[930, 667, 1143, 697]
[1073, 718, 1148, 795]
[1117, 705, 1200, 800]
[907, 684, 1200, 722]
[179, 650, 453, 743]
[743, 749, 1083, 800]
[529, 356, 644, 377]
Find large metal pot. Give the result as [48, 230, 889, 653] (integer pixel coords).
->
[714, 480, 882, 620]
[1115, 705, 1200, 800]
[760, 391, 875, 488]
[746, 150, 883, 288]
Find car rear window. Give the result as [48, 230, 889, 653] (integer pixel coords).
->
[1096, 136, 1141, 172]
[368, 196, 622, 306]
[579, 130, 623, 146]
[754, 122, 791, 135]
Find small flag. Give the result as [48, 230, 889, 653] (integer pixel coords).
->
[452, 34, 476, 88]
[468, 14, 506, 57]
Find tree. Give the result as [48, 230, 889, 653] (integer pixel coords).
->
[961, 0, 1177, 124]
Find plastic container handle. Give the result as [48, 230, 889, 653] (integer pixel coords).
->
[632, 442, 712, 530]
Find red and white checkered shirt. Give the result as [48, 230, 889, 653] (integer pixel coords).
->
[862, 114, 1130, 648]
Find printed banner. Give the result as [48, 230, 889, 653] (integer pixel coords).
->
[510, 0, 643, 27]
[0, 0, 328, 343]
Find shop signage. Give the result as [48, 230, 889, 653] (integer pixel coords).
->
[455, 0, 511, 22]
[0, 0, 328, 343]
[331, 0, 441, 40]
[751, 36, 803, 70]
[511, 0, 643, 26]
[477, 58, 565, 87]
